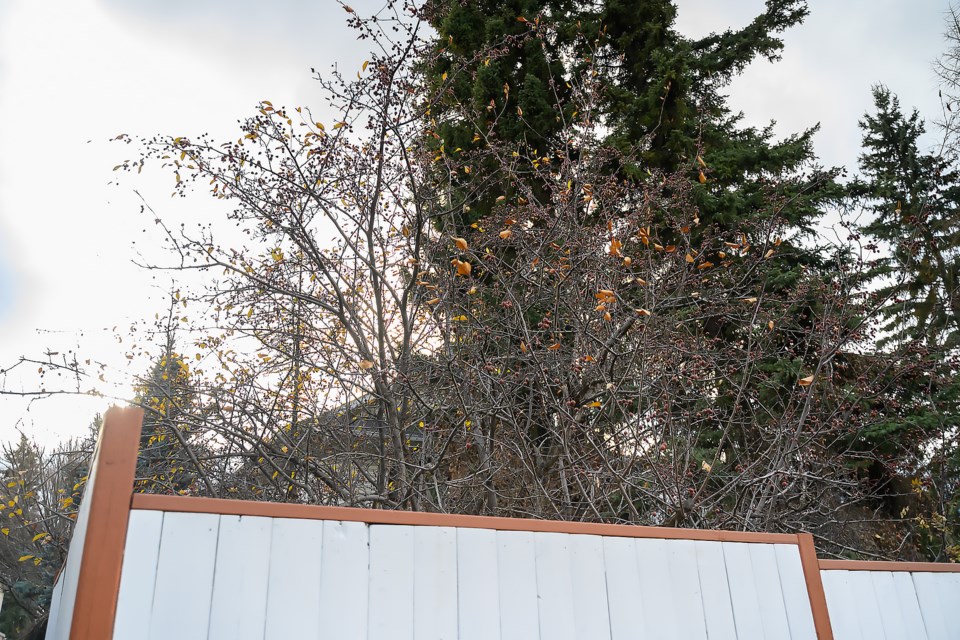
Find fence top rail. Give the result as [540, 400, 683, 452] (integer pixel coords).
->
[130, 493, 801, 544]
[819, 559, 960, 573]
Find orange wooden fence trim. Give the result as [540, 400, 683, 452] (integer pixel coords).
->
[131, 493, 801, 544]
[69, 406, 143, 640]
[798, 533, 835, 640]
[819, 559, 960, 573]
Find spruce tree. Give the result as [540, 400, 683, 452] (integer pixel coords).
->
[854, 86, 960, 348]
[424, 0, 841, 272]
[852, 86, 960, 559]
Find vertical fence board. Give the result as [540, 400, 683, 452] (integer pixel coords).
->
[413, 525, 457, 640]
[113, 510, 163, 640]
[722, 542, 766, 639]
[569, 534, 612, 640]
[867, 571, 909, 640]
[318, 520, 370, 640]
[890, 571, 927, 639]
[207, 515, 272, 640]
[772, 544, 818, 640]
[636, 538, 678, 638]
[748, 543, 792, 639]
[603, 536, 646, 640]
[533, 532, 576, 640]
[845, 570, 886, 639]
[913, 572, 950, 640]
[665, 539, 708, 640]
[694, 540, 737, 640]
[148, 512, 220, 640]
[368, 524, 414, 640]
[47, 574, 64, 639]
[496, 530, 539, 640]
[457, 527, 501, 640]
[820, 571, 863, 640]
[263, 517, 324, 640]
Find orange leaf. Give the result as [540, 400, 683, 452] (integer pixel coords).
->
[453, 237, 469, 251]
[453, 259, 472, 276]
[359, 360, 375, 370]
[798, 375, 814, 387]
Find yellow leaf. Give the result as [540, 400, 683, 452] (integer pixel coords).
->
[18, 555, 34, 562]
[0, 528, 8, 536]
[701, 460, 712, 473]
[359, 360, 375, 370]
[697, 155, 707, 168]
[452, 315, 468, 321]
[453, 237, 469, 251]
[764, 248, 775, 259]
[742, 297, 758, 304]
[798, 375, 814, 387]
[441, 72, 448, 81]
[698, 170, 707, 184]
[333, 122, 346, 129]
[584, 401, 602, 408]
[32, 532, 48, 543]
[362, 60, 369, 71]
[768, 320, 775, 330]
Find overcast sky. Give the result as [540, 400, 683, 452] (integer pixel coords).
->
[0, 0, 954, 445]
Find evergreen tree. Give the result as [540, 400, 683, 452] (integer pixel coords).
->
[424, 0, 841, 276]
[852, 86, 960, 560]
[853, 86, 960, 348]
